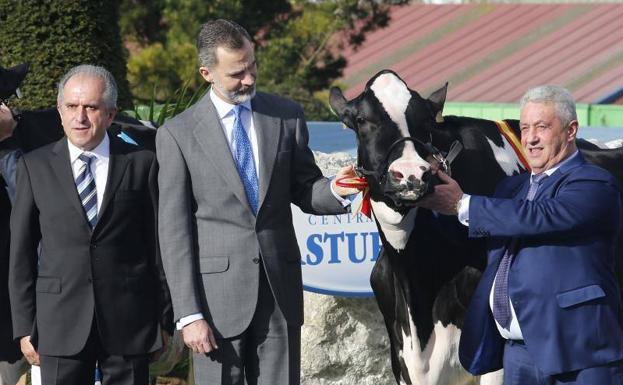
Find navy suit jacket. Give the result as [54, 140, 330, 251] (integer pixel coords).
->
[459, 153, 623, 375]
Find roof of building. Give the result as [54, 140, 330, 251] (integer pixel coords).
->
[340, 4, 623, 104]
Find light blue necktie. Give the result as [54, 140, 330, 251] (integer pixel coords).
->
[231, 104, 259, 215]
[492, 173, 547, 328]
[76, 153, 98, 229]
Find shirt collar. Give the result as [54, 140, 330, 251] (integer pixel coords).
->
[532, 150, 580, 179]
[209, 88, 252, 119]
[68, 132, 110, 163]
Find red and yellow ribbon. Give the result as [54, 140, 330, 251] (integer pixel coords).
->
[335, 176, 372, 218]
[495, 120, 531, 172]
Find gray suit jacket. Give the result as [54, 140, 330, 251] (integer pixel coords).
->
[156, 91, 347, 338]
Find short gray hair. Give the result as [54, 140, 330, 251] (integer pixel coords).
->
[196, 19, 252, 69]
[57, 64, 118, 110]
[520, 85, 577, 127]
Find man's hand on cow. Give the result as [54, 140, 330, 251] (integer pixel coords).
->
[332, 165, 361, 196]
[182, 319, 218, 354]
[417, 170, 464, 216]
[20, 335, 39, 365]
[0, 103, 17, 142]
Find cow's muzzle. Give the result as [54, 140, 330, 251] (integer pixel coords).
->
[385, 168, 433, 204]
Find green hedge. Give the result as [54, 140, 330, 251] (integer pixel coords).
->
[0, 0, 132, 109]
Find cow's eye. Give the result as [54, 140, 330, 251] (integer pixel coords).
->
[356, 117, 366, 125]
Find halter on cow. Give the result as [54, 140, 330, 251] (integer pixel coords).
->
[329, 69, 623, 385]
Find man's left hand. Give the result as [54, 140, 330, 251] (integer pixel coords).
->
[332, 165, 361, 196]
[416, 170, 464, 215]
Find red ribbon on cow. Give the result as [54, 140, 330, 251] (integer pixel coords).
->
[335, 177, 373, 218]
[495, 120, 532, 172]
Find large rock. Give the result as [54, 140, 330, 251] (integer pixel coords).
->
[301, 295, 393, 385]
[301, 152, 393, 385]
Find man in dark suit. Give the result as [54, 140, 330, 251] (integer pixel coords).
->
[0, 102, 27, 385]
[9, 65, 173, 385]
[156, 19, 357, 385]
[418, 85, 623, 384]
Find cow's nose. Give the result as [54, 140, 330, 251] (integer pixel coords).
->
[388, 160, 429, 185]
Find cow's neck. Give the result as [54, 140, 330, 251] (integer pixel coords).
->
[370, 199, 418, 252]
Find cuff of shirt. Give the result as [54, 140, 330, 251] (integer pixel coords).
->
[176, 313, 204, 330]
[330, 177, 353, 208]
[457, 193, 471, 226]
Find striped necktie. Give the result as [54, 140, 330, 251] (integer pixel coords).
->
[76, 153, 98, 229]
[492, 173, 548, 328]
[231, 104, 259, 215]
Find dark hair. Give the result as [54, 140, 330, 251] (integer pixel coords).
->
[196, 19, 252, 68]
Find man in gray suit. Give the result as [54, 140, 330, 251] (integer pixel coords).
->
[156, 19, 357, 385]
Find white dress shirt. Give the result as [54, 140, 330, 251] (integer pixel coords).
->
[457, 150, 579, 340]
[67, 133, 110, 214]
[209, 90, 260, 176]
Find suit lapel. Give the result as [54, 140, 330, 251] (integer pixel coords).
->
[192, 94, 250, 210]
[51, 138, 90, 227]
[252, 94, 281, 208]
[97, 135, 130, 223]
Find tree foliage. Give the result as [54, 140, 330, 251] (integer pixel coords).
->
[0, 0, 132, 109]
[123, 0, 407, 119]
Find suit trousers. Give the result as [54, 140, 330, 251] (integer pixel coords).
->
[193, 262, 300, 385]
[39, 320, 149, 385]
[503, 339, 623, 385]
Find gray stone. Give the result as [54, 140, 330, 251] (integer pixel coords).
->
[301, 294, 393, 385]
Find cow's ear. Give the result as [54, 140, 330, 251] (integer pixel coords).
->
[329, 87, 355, 129]
[428, 82, 448, 123]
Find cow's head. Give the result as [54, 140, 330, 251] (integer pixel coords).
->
[330, 70, 447, 208]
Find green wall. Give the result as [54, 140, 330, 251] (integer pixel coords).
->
[444, 102, 623, 127]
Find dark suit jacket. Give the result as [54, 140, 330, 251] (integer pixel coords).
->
[9, 134, 173, 356]
[0, 134, 22, 361]
[459, 153, 623, 375]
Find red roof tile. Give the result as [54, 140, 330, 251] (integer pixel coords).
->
[341, 4, 623, 104]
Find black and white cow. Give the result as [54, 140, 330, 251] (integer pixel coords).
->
[329, 70, 623, 385]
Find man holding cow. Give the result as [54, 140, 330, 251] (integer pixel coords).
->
[418, 85, 623, 384]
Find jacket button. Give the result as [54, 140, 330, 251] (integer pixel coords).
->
[90, 243, 97, 249]
[87, 277, 93, 283]
[252, 257, 260, 264]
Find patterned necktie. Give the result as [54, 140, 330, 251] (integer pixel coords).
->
[492, 173, 548, 328]
[231, 104, 259, 215]
[76, 153, 98, 228]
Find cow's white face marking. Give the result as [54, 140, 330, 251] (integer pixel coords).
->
[486, 137, 523, 176]
[370, 73, 430, 183]
[399, 303, 471, 385]
[370, 199, 417, 251]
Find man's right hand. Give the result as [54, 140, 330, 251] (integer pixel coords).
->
[20, 335, 39, 365]
[0, 103, 17, 142]
[182, 319, 218, 354]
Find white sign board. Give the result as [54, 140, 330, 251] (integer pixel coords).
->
[292, 195, 379, 297]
